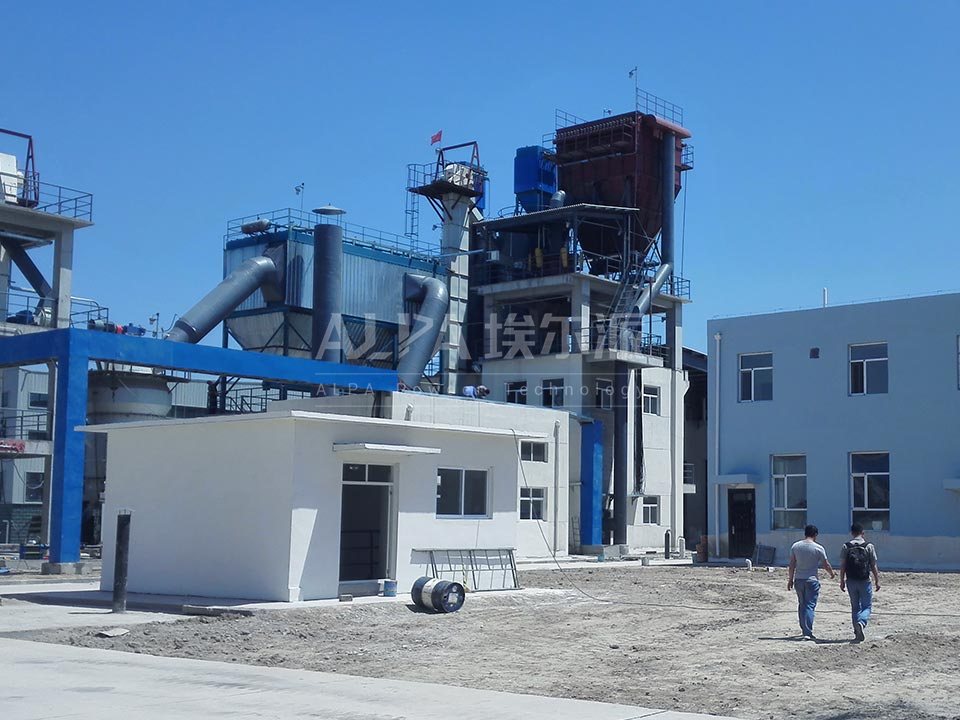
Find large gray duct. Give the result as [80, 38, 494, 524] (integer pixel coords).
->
[166, 249, 283, 344]
[661, 131, 676, 267]
[613, 360, 630, 546]
[311, 223, 343, 364]
[396, 274, 450, 389]
[613, 262, 672, 545]
[631, 263, 673, 319]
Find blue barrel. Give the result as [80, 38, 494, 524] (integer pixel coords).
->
[382, 579, 398, 597]
[410, 577, 466, 613]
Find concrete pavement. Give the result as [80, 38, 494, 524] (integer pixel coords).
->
[1, 638, 743, 720]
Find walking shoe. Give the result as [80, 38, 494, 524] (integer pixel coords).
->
[854, 622, 865, 642]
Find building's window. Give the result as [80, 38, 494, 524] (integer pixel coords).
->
[642, 385, 660, 415]
[28, 392, 48, 409]
[506, 381, 527, 405]
[541, 378, 564, 408]
[739, 353, 773, 401]
[342, 464, 392, 483]
[436, 468, 488, 518]
[851, 452, 890, 531]
[520, 441, 548, 463]
[683, 462, 695, 485]
[595, 379, 613, 410]
[24, 472, 44, 503]
[520, 487, 546, 520]
[849, 343, 888, 395]
[27, 430, 49, 441]
[772, 455, 807, 529]
[641, 496, 660, 524]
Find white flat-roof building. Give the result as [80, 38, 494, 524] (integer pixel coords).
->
[92, 393, 568, 602]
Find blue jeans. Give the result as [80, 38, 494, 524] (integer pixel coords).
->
[795, 578, 820, 636]
[847, 579, 873, 627]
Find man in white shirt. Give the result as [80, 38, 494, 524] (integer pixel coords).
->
[787, 524, 836, 640]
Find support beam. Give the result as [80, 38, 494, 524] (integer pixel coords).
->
[52, 228, 74, 328]
[0, 236, 53, 298]
[48, 337, 88, 563]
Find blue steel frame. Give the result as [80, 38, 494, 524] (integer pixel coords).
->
[0, 328, 397, 563]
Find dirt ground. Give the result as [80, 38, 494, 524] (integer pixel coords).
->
[9, 565, 960, 719]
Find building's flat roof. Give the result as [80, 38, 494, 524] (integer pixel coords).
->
[709, 290, 960, 325]
[80, 409, 549, 440]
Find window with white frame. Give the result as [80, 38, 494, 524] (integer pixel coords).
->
[641, 496, 659, 524]
[520, 441, 548, 463]
[506, 381, 527, 405]
[596, 379, 613, 410]
[851, 452, 890, 531]
[28, 392, 48, 409]
[24, 472, 44, 503]
[849, 343, 887, 395]
[642, 385, 660, 415]
[520, 487, 546, 520]
[436, 468, 488, 518]
[739, 353, 773, 401]
[541, 378, 564, 408]
[683, 462, 695, 486]
[772, 455, 807, 529]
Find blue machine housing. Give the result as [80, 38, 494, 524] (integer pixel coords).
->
[513, 146, 557, 214]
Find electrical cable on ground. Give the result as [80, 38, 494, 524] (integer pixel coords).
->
[510, 429, 960, 620]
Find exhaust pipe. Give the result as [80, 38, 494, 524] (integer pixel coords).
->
[166, 248, 283, 344]
[397, 274, 449, 389]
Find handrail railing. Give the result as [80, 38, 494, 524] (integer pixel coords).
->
[225, 207, 442, 261]
[0, 171, 93, 221]
[0, 408, 48, 440]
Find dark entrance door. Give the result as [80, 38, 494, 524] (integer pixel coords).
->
[339, 483, 390, 582]
[727, 489, 756, 559]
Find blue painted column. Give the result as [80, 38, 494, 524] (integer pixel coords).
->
[579, 420, 604, 547]
[48, 336, 88, 563]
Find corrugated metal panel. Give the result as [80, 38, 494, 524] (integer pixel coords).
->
[342, 253, 408, 321]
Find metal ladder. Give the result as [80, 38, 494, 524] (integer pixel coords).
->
[603, 249, 652, 352]
[426, 548, 520, 591]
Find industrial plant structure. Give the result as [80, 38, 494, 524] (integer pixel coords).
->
[0, 91, 705, 598]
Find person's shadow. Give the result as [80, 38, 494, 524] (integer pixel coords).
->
[757, 635, 854, 645]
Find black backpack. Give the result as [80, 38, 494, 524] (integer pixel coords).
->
[845, 541, 872, 581]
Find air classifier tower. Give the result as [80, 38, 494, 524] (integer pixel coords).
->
[468, 96, 694, 553]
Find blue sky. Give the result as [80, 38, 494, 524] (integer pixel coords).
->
[4, 2, 959, 351]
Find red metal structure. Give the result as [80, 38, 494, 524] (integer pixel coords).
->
[553, 112, 691, 256]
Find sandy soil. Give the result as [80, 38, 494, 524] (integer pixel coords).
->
[9, 565, 960, 719]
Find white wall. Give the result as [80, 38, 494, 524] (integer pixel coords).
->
[275, 392, 570, 560]
[100, 418, 296, 601]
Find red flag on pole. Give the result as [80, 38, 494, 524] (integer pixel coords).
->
[430, 130, 442, 145]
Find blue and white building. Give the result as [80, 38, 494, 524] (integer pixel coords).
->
[708, 292, 960, 570]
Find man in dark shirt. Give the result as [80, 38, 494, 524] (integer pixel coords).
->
[840, 522, 881, 642]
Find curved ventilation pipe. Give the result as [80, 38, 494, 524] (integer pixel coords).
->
[630, 262, 673, 320]
[166, 250, 283, 344]
[396, 274, 450, 389]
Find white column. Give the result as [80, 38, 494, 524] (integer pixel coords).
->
[571, 279, 591, 353]
[440, 194, 472, 395]
[52, 228, 74, 328]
